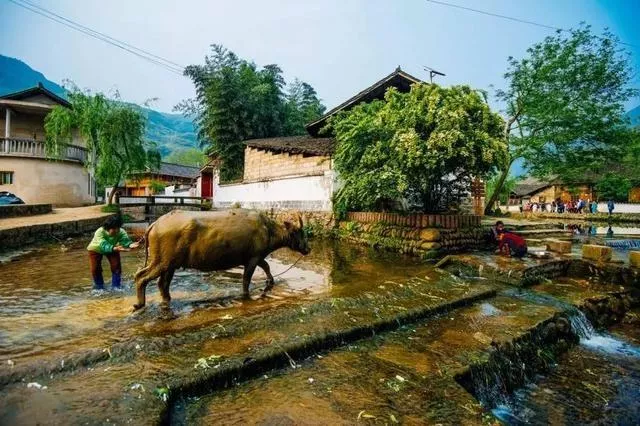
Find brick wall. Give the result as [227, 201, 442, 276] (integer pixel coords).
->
[243, 148, 331, 181]
[346, 212, 481, 229]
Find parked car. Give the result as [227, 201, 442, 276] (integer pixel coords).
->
[0, 192, 25, 205]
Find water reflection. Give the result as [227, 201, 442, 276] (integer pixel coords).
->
[0, 238, 436, 363]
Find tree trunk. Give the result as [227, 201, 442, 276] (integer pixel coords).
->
[484, 113, 519, 215]
[107, 176, 121, 205]
[484, 158, 515, 215]
[108, 187, 117, 206]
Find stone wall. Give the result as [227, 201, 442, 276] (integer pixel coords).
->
[346, 212, 481, 229]
[266, 210, 335, 236]
[243, 147, 331, 181]
[0, 215, 111, 251]
[337, 219, 485, 258]
[0, 203, 51, 218]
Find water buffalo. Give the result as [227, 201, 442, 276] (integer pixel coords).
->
[132, 209, 309, 310]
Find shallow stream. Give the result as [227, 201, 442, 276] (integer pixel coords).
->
[1, 236, 639, 424]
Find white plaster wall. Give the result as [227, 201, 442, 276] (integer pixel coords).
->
[0, 157, 93, 206]
[214, 172, 335, 211]
[596, 202, 640, 214]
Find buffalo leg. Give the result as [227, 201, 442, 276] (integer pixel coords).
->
[242, 258, 259, 299]
[133, 266, 163, 310]
[157, 268, 175, 306]
[258, 259, 275, 293]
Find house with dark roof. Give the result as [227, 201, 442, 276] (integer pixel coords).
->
[205, 68, 422, 211]
[510, 177, 594, 206]
[0, 83, 95, 206]
[106, 162, 200, 198]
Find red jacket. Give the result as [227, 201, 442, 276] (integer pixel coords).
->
[499, 232, 527, 251]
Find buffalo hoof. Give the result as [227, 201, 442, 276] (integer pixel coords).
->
[132, 303, 146, 311]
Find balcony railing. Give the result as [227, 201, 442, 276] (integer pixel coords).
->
[0, 137, 87, 163]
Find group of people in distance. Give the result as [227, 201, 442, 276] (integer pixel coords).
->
[520, 198, 615, 215]
[491, 220, 528, 259]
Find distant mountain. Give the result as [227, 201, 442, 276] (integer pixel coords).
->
[0, 55, 65, 96]
[0, 55, 198, 157]
[627, 104, 640, 127]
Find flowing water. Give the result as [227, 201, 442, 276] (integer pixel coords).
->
[0, 238, 444, 365]
[492, 322, 640, 425]
[2, 235, 640, 424]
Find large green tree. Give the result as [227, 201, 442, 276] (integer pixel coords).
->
[332, 84, 507, 214]
[595, 127, 640, 201]
[44, 89, 160, 204]
[283, 79, 326, 135]
[178, 45, 325, 182]
[485, 25, 638, 214]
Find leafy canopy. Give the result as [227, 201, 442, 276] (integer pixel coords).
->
[332, 84, 507, 214]
[178, 45, 325, 182]
[486, 25, 638, 212]
[44, 88, 160, 202]
[486, 173, 519, 205]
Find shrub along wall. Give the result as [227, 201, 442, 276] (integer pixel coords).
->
[338, 212, 485, 258]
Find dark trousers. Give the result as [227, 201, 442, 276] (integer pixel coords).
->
[88, 251, 121, 289]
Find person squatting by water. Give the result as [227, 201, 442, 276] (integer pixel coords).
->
[87, 215, 140, 290]
[493, 220, 528, 258]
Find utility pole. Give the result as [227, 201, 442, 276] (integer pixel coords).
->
[423, 66, 446, 83]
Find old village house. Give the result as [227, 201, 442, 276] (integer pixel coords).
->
[198, 68, 422, 211]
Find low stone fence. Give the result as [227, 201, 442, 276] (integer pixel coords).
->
[268, 210, 335, 235]
[338, 212, 486, 258]
[0, 203, 52, 218]
[0, 215, 111, 251]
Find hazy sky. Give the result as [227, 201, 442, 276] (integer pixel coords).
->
[1, 0, 638, 113]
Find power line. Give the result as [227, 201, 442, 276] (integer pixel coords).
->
[424, 0, 640, 49]
[7, 0, 185, 75]
[19, 0, 186, 70]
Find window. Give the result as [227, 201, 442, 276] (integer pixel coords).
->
[0, 171, 13, 185]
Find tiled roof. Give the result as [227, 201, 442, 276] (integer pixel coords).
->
[513, 177, 554, 197]
[245, 135, 335, 156]
[0, 82, 71, 108]
[305, 67, 422, 136]
[156, 162, 200, 178]
[130, 162, 200, 179]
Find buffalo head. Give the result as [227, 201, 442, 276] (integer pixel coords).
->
[284, 213, 310, 255]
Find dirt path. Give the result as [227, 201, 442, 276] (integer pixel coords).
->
[0, 205, 110, 231]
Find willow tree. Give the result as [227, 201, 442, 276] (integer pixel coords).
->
[44, 89, 160, 204]
[485, 25, 638, 214]
[332, 84, 507, 214]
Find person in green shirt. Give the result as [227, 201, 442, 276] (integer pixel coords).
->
[87, 215, 140, 290]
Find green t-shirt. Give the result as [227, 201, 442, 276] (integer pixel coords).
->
[87, 227, 133, 254]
